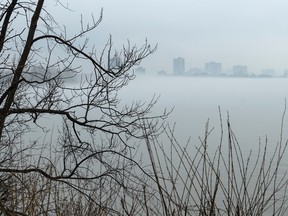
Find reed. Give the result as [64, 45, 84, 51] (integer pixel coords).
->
[1, 110, 288, 215]
[143, 108, 288, 215]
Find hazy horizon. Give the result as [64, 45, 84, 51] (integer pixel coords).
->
[48, 0, 288, 74]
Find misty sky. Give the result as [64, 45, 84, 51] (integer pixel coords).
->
[50, 0, 288, 74]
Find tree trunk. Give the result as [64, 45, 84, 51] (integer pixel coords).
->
[0, 0, 45, 141]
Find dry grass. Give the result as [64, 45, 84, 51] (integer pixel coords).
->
[143, 109, 288, 215]
[1, 110, 288, 215]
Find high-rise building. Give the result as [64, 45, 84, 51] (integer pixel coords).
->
[233, 65, 248, 77]
[204, 62, 222, 75]
[261, 69, 275, 77]
[173, 57, 185, 75]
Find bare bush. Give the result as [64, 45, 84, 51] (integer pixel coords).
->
[144, 108, 288, 215]
[1, 1, 288, 216]
[0, 1, 167, 215]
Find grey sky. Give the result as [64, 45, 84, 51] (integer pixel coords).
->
[51, 0, 288, 74]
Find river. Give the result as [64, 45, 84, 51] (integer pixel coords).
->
[119, 76, 288, 214]
[119, 76, 288, 148]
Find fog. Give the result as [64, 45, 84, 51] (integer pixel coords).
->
[119, 76, 288, 149]
[51, 0, 288, 74]
[38, 0, 288, 155]
[3, 1, 288, 214]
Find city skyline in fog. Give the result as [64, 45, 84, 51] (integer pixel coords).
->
[137, 57, 287, 77]
[50, 0, 288, 74]
[147, 56, 288, 75]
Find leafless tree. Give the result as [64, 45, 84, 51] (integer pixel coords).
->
[0, 1, 166, 215]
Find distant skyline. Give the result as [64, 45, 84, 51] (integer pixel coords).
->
[49, 0, 288, 74]
[165, 57, 286, 75]
[151, 58, 287, 77]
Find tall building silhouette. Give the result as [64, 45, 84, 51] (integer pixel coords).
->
[173, 57, 185, 75]
[204, 62, 222, 75]
[233, 65, 248, 77]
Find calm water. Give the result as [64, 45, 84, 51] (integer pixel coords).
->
[119, 76, 288, 214]
[25, 76, 288, 213]
[120, 76, 288, 148]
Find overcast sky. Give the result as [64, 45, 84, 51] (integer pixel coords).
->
[50, 0, 288, 74]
